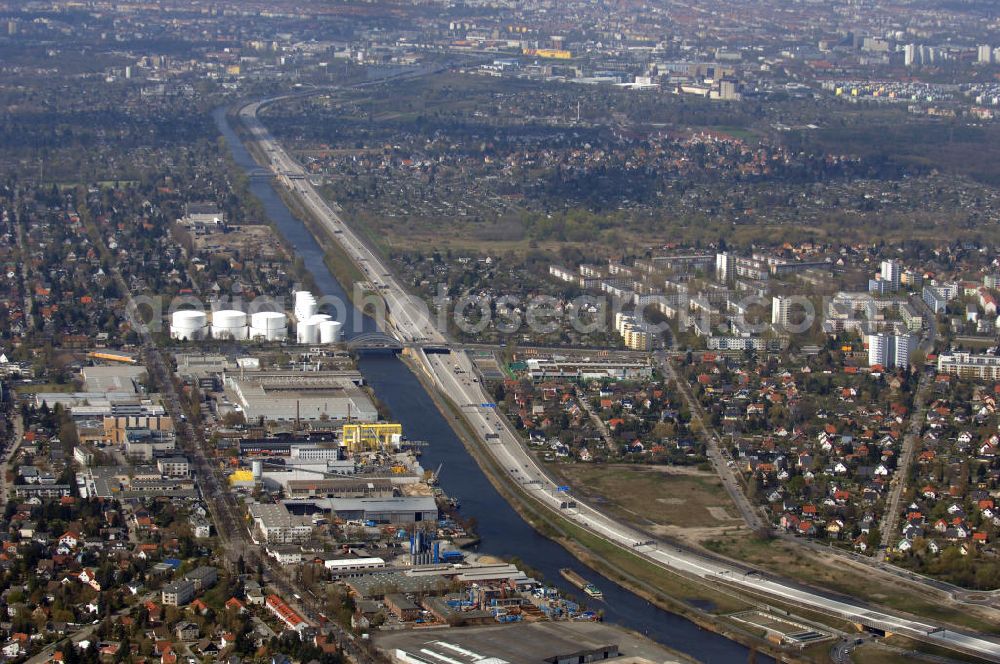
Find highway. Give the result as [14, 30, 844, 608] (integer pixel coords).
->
[238, 92, 1000, 662]
[238, 85, 447, 347]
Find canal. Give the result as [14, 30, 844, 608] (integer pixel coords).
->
[214, 106, 758, 663]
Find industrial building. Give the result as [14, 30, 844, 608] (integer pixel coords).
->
[225, 370, 377, 423]
[345, 572, 450, 600]
[342, 422, 403, 452]
[33, 393, 163, 419]
[174, 353, 232, 372]
[80, 365, 148, 394]
[104, 414, 174, 445]
[238, 431, 339, 456]
[376, 621, 680, 664]
[290, 445, 344, 461]
[125, 428, 176, 461]
[285, 477, 395, 499]
[522, 358, 652, 382]
[322, 557, 386, 574]
[299, 496, 438, 525]
[258, 461, 359, 493]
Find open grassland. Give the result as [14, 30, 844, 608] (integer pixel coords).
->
[554, 463, 744, 530]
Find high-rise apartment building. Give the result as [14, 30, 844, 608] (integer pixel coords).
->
[880, 259, 901, 291]
[867, 332, 913, 369]
[715, 252, 735, 283]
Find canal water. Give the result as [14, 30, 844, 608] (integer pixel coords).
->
[214, 106, 758, 663]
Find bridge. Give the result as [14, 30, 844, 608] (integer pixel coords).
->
[346, 331, 404, 351]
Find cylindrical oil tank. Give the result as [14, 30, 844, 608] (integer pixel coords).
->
[211, 309, 248, 340]
[249, 311, 288, 341]
[297, 320, 319, 344]
[319, 320, 342, 344]
[170, 310, 207, 340]
[294, 291, 317, 322]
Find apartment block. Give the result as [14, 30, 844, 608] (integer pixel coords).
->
[936, 352, 1000, 380]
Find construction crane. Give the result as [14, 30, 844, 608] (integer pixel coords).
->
[428, 463, 444, 486]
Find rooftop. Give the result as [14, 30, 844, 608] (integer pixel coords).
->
[374, 621, 683, 664]
[80, 365, 147, 394]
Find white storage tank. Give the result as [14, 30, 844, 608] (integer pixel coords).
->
[211, 309, 248, 340]
[297, 320, 319, 344]
[319, 320, 342, 344]
[170, 310, 207, 340]
[294, 290, 317, 322]
[249, 311, 288, 341]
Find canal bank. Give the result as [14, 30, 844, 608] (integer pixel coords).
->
[213, 104, 767, 663]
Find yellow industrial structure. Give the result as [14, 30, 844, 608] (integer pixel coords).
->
[87, 351, 137, 364]
[229, 469, 255, 485]
[342, 422, 403, 452]
[522, 48, 572, 59]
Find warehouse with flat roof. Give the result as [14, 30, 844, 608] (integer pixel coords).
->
[80, 365, 148, 394]
[288, 495, 438, 524]
[225, 370, 378, 422]
[285, 478, 395, 499]
[376, 621, 680, 664]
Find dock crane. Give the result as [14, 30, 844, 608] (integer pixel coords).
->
[428, 463, 444, 486]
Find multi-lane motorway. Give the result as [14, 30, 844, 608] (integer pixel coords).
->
[239, 92, 445, 346]
[239, 92, 1000, 663]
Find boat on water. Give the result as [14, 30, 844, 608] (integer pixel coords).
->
[560, 567, 604, 600]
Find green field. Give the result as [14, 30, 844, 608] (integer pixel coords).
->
[554, 463, 743, 530]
